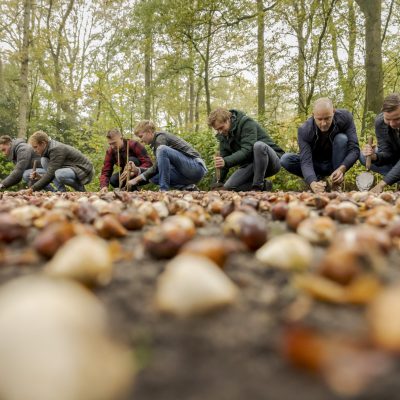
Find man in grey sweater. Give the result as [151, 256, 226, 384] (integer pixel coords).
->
[26, 131, 94, 192]
[0, 135, 46, 190]
[128, 120, 207, 191]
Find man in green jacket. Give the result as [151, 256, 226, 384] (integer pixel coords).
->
[207, 108, 284, 191]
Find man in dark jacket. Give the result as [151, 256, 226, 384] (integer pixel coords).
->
[281, 98, 360, 193]
[27, 131, 94, 192]
[0, 136, 44, 190]
[99, 128, 152, 192]
[127, 120, 207, 191]
[207, 108, 284, 191]
[361, 93, 400, 193]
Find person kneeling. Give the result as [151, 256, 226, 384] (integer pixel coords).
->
[128, 121, 207, 192]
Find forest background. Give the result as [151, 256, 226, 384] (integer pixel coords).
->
[0, 0, 398, 191]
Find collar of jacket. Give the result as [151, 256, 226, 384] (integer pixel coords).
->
[313, 118, 338, 146]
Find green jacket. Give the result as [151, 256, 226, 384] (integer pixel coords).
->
[216, 110, 284, 181]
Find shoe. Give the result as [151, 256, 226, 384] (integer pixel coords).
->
[251, 180, 272, 192]
[181, 184, 199, 191]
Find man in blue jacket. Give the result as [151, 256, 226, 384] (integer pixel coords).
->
[281, 98, 360, 193]
[361, 93, 400, 193]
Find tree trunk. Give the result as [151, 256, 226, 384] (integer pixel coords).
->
[356, 0, 383, 117]
[295, 2, 306, 118]
[144, 21, 152, 120]
[203, 11, 214, 117]
[257, 0, 266, 121]
[18, 0, 32, 139]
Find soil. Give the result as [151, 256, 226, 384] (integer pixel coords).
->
[1, 190, 400, 400]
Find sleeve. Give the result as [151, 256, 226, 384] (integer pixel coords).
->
[32, 149, 66, 191]
[99, 149, 114, 188]
[298, 128, 317, 184]
[223, 121, 256, 168]
[142, 135, 168, 180]
[1, 147, 31, 188]
[374, 119, 395, 165]
[339, 112, 360, 169]
[131, 142, 153, 172]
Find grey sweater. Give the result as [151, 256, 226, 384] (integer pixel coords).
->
[2, 139, 41, 188]
[32, 139, 94, 191]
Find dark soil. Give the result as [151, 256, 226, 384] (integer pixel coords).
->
[1, 191, 400, 400]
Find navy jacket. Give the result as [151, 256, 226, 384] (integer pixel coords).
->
[298, 109, 360, 184]
[373, 113, 400, 185]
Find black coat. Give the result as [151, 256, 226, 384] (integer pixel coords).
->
[298, 109, 360, 184]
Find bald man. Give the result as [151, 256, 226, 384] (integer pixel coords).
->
[281, 98, 360, 193]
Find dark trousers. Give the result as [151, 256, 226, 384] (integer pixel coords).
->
[110, 156, 142, 190]
[280, 133, 348, 180]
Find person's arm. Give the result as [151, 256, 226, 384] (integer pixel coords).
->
[338, 111, 360, 170]
[1, 146, 31, 188]
[298, 128, 317, 185]
[141, 134, 167, 181]
[374, 116, 395, 165]
[130, 141, 153, 172]
[222, 120, 257, 167]
[32, 149, 65, 191]
[99, 149, 114, 189]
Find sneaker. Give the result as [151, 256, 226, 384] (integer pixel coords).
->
[181, 184, 199, 191]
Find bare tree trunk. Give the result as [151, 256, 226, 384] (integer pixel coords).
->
[0, 56, 4, 97]
[203, 11, 214, 117]
[144, 21, 152, 119]
[356, 0, 383, 118]
[257, 0, 266, 121]
[188, 45, 195, 128]
[295, 2, 306, 118]
[18, 0, 32, 139]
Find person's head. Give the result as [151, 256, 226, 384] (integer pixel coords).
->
[207, 108, 232, 135]
[134, 120, 156, 144]
[382, 93, 400, 129]
[0, 135, 13, 157]
[29, 131, 49, 156]
[106, 128, 124, 151]
[312, 98, 335, 133]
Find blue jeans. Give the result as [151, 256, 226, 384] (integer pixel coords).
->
[22, 168, 56, 191]
[150, 145, 207, 191]
[224, 141, 281, 191]
[41, 158, 85, 192]
[281, 133, 348, 179]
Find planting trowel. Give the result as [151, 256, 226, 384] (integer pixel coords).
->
[356, 136, 375, 191]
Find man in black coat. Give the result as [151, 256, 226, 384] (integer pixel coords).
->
[281, 98, 360, 193]
[361, 93, 400, 193]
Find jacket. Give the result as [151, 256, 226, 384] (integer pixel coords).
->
[99, 139, 152, 188]
[1, 139, 41, 188]
[32, 139, 94, 191]
[216, 110, 284, 182]
[373, 113, 400, 185]
[298, 108, 360, 184]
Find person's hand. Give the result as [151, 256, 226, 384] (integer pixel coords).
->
[370, 180, 386, 194]
[214, 156, 225, 169]
[362, 144, 377, 159]
[30, 171, 40, 180]
[330, 166, 346, 184]
[127, 175, 143, 190]
[310, 180, 326, 194]
[100, 186, 108, 193]
[19, 188, 33, 195]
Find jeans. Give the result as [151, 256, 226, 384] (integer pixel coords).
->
[22, 168, 56, 191]
[223, 141, 281, 191]
[280, 133, 348, 180]
[41, 158, 85, 192]
[150, 145, 207, 191]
